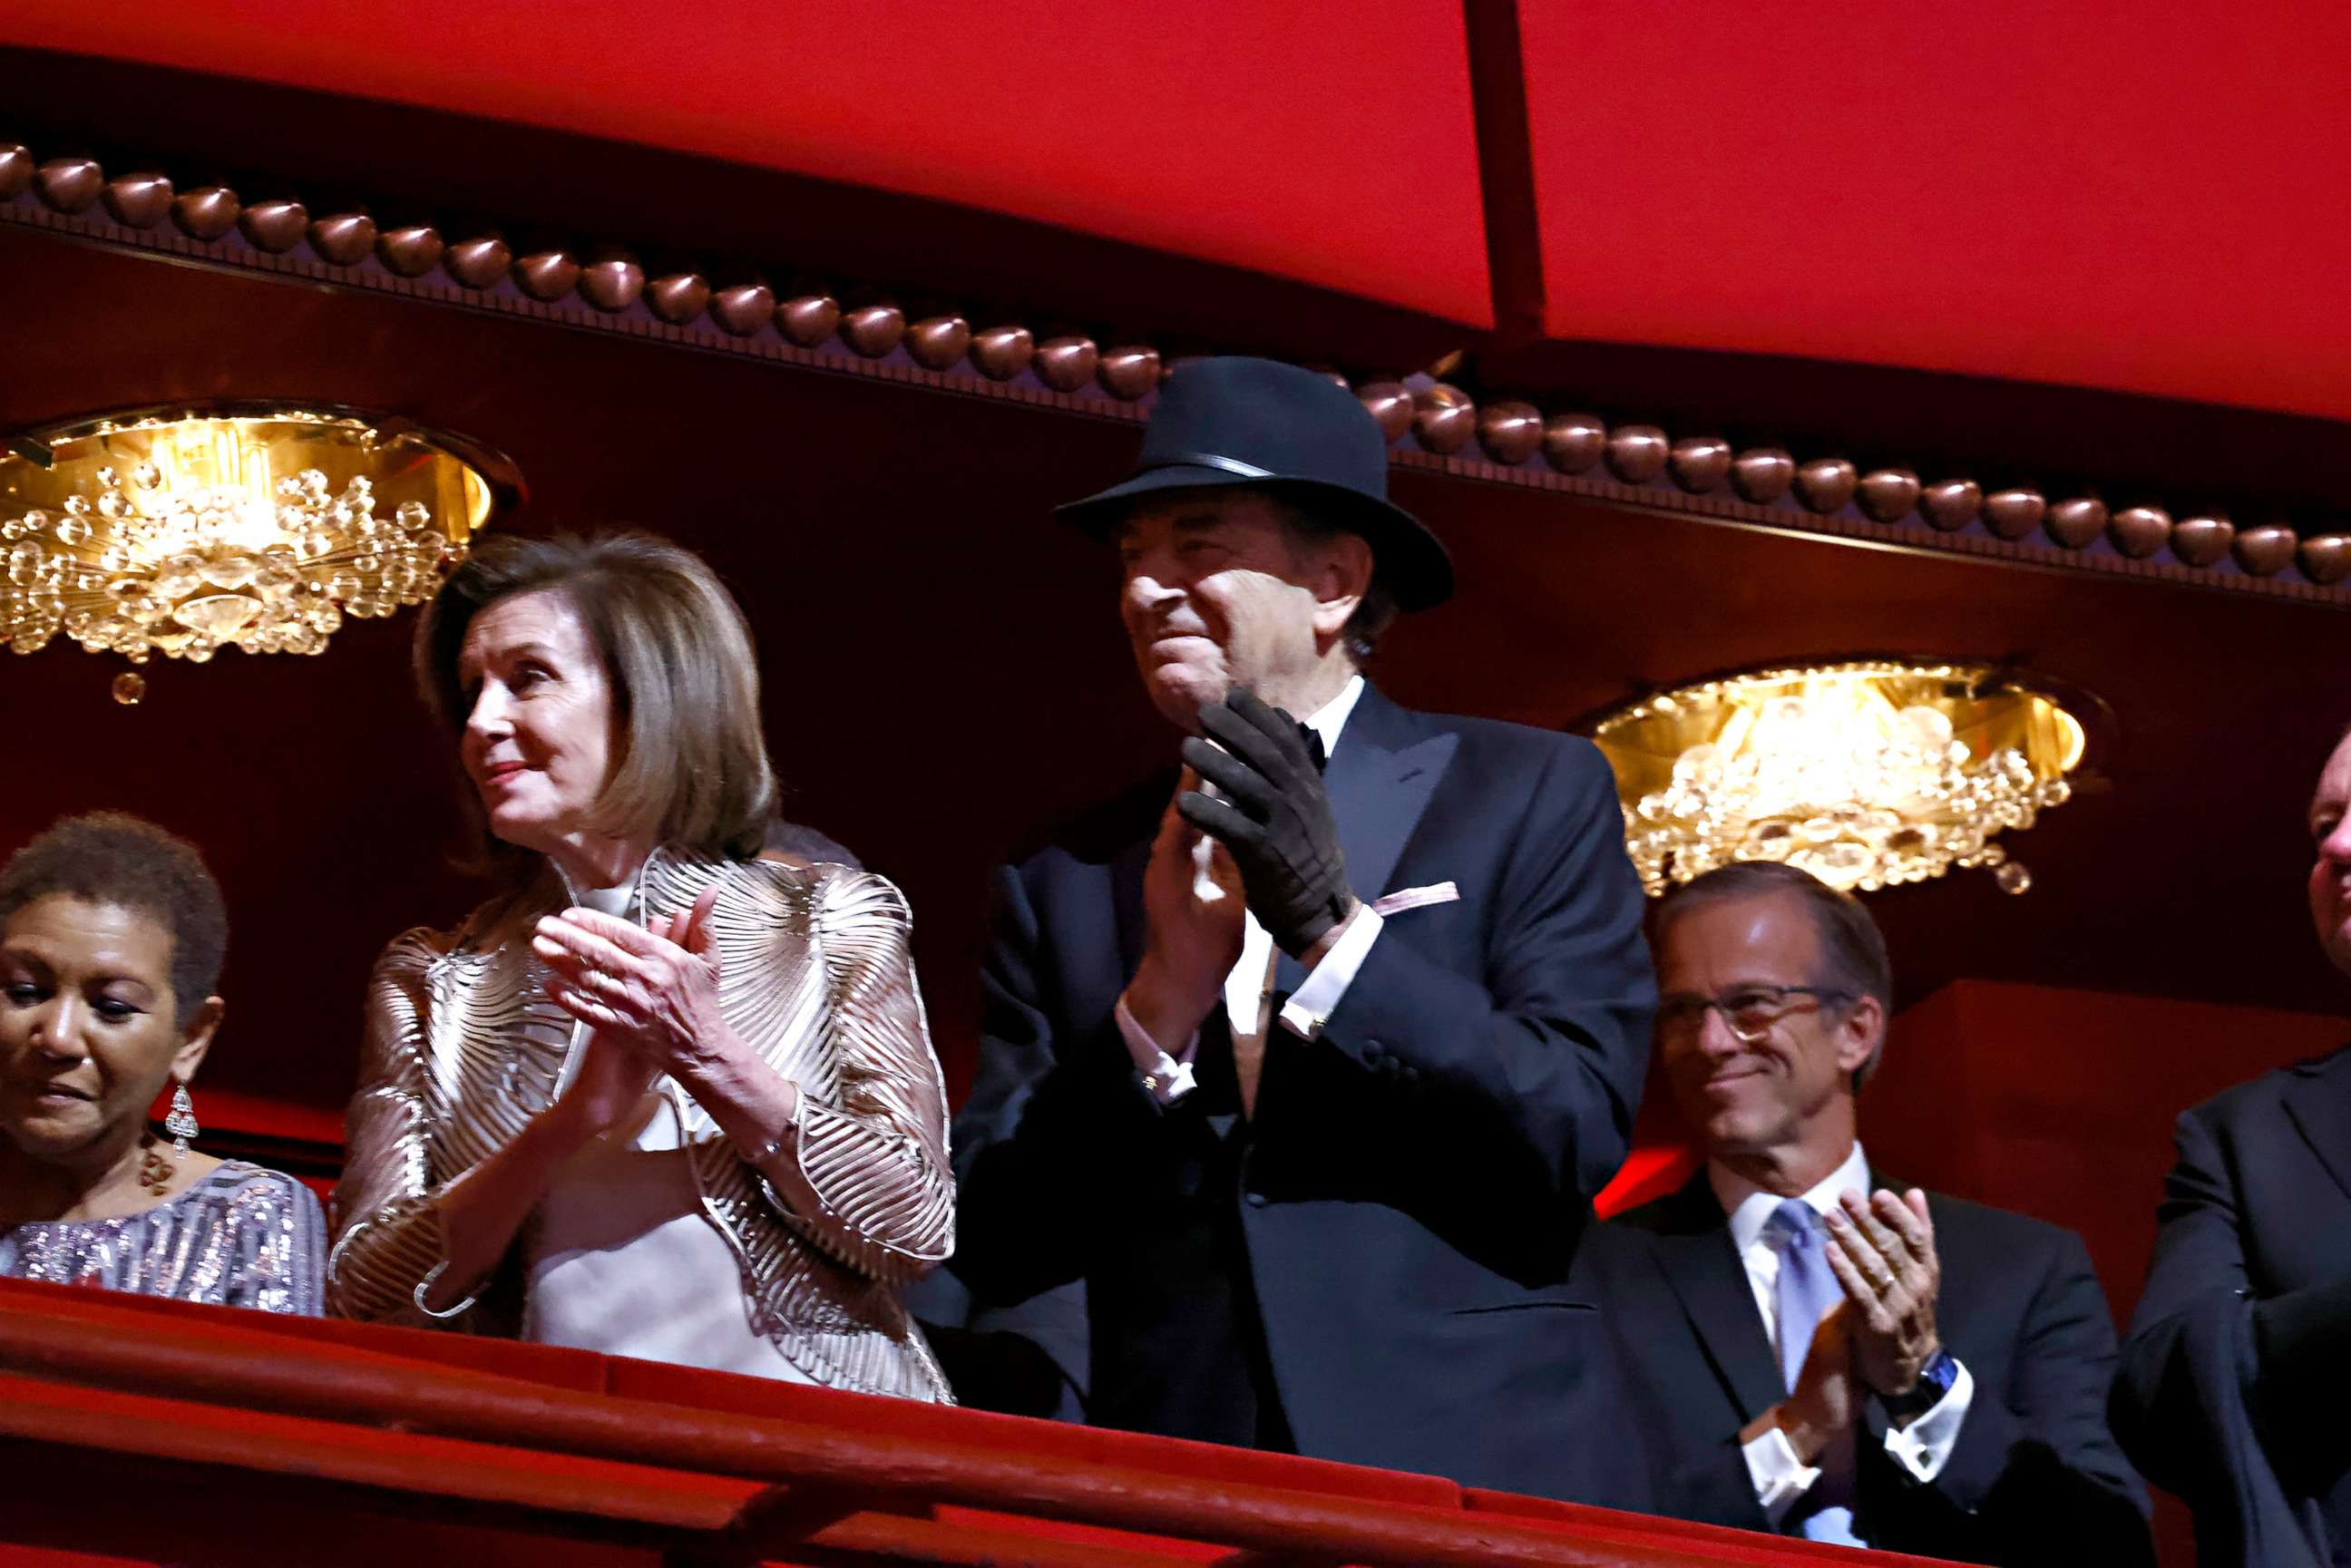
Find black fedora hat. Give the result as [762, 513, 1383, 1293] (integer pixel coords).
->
[1057, 355, 1454, 612]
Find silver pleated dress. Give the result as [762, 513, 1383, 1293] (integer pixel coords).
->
[0, 1160, 327, 1315]
[327, 847, 956, 1402]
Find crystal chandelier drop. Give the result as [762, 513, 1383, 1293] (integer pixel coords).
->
[1, 404, 510, 703]
[1591, 661, 2091, 897]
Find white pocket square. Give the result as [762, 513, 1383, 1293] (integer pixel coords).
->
[1371, 881, 1459, 917]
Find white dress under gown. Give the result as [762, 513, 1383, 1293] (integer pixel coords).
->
[520, 880, 815, 1380]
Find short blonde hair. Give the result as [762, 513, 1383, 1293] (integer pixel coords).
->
[416, 531, 777, 877]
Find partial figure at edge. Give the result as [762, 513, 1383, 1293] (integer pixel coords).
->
[0, 812, 325, 1314]
[2112, 726, 2351, 1568]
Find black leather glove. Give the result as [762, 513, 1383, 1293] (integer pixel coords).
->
[1177, 687, 1355, 957]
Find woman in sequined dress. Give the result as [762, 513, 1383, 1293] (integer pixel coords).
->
[328, 532, 954, 1400]
[0, 813, 325, 1314]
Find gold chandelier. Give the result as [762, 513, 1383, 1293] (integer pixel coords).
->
[1, 404, 509, 703]
[1591, 660, 2090, 897]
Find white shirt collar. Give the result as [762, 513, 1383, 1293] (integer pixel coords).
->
[1301, 673, 1366, 757]
[554, 856, 643, 919]
[1712, 1141, 1871, 1256]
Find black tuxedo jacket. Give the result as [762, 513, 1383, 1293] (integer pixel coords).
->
[1575, 1171, 2151, 1563]
[2114, 1044, 2351, 1568]
[948, 683, 1656, 1500]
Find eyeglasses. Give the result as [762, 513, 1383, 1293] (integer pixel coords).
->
[1655, 985, 1852, 1045]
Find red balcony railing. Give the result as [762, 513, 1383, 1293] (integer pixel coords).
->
[0, 1276, 1948, 1568]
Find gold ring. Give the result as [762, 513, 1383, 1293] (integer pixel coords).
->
[1871, 1270, 1896, 1294]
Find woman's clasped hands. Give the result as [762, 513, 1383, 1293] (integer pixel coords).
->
[531, 885, 730, 1133]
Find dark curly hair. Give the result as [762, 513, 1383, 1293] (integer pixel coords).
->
[0, 813, 228, 1022]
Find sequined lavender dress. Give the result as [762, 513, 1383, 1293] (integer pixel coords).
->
[0, 1161, 327, 1315]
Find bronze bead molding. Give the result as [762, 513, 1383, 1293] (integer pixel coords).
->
[5, 141, 2345, 604]
[1383, 404, 2351, 602]
[0, 144, 1161, 414]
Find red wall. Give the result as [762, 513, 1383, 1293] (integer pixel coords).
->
[1865, 979, 2345, 1323]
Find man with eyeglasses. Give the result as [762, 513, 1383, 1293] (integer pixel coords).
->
[1575, 861, 2151, 1563]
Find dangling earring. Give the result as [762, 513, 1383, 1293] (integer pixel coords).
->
[164, 1081, 200, 1158]
[141, 1082, 199, 1193]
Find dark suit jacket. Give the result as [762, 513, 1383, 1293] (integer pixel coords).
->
[2113, 1044, 2351, 1568]
[948, 683, 1656, 1500]
[1576, 1170, 2152, 1564]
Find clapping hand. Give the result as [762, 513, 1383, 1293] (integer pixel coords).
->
[533, 885, 727, 1081]
[1822, 1188, 1944, 1401]
[554, 1024, 659, 1138]
[1176, 687, 1356, 959]
[1127, 767, 1248, 1050]
[1771, 1299, 1859, 1461]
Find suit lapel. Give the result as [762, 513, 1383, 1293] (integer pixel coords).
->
[2282, 1051, 2351, 1207]
[1645, 1175, 1788, 1424]
[1274, 684, 1458, 992]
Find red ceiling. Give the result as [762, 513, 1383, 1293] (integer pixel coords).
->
[5, 0, 1494, 327]
[1519, 2, 2351, 422]
[15, 5, 2351, 423]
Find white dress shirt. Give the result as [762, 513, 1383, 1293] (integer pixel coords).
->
[1712, 1142, 1974, 1535]
[1114, 674, 1384, 1101]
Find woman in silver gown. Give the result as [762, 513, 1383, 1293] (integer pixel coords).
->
[0, 813, 325, 1313]
[328, 532, 954, 1400]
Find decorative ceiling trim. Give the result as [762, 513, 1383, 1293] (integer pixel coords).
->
[0, 144, 1162, 419]
[1389, 418, 2351, 604]
[5, 141, 2346, 606]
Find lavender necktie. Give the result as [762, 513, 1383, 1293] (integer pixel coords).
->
[1768, 1198, 1861, 1544]
[1768, 1199, 1839, 1393]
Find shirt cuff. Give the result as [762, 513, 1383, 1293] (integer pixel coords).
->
[1113, 994, 1198, 1105]
[1882, 1359, 1974, 1483]
[1278, 905, 1384, 1040]
[1741, 1421, 1824, 1525]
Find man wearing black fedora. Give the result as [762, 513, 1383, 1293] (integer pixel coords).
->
[948, 356, 1656, 1500]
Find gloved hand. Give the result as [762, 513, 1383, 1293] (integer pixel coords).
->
[1177, 687, 1356, 957]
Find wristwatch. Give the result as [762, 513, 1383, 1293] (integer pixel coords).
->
[1882, 1347, 1960, 1421]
